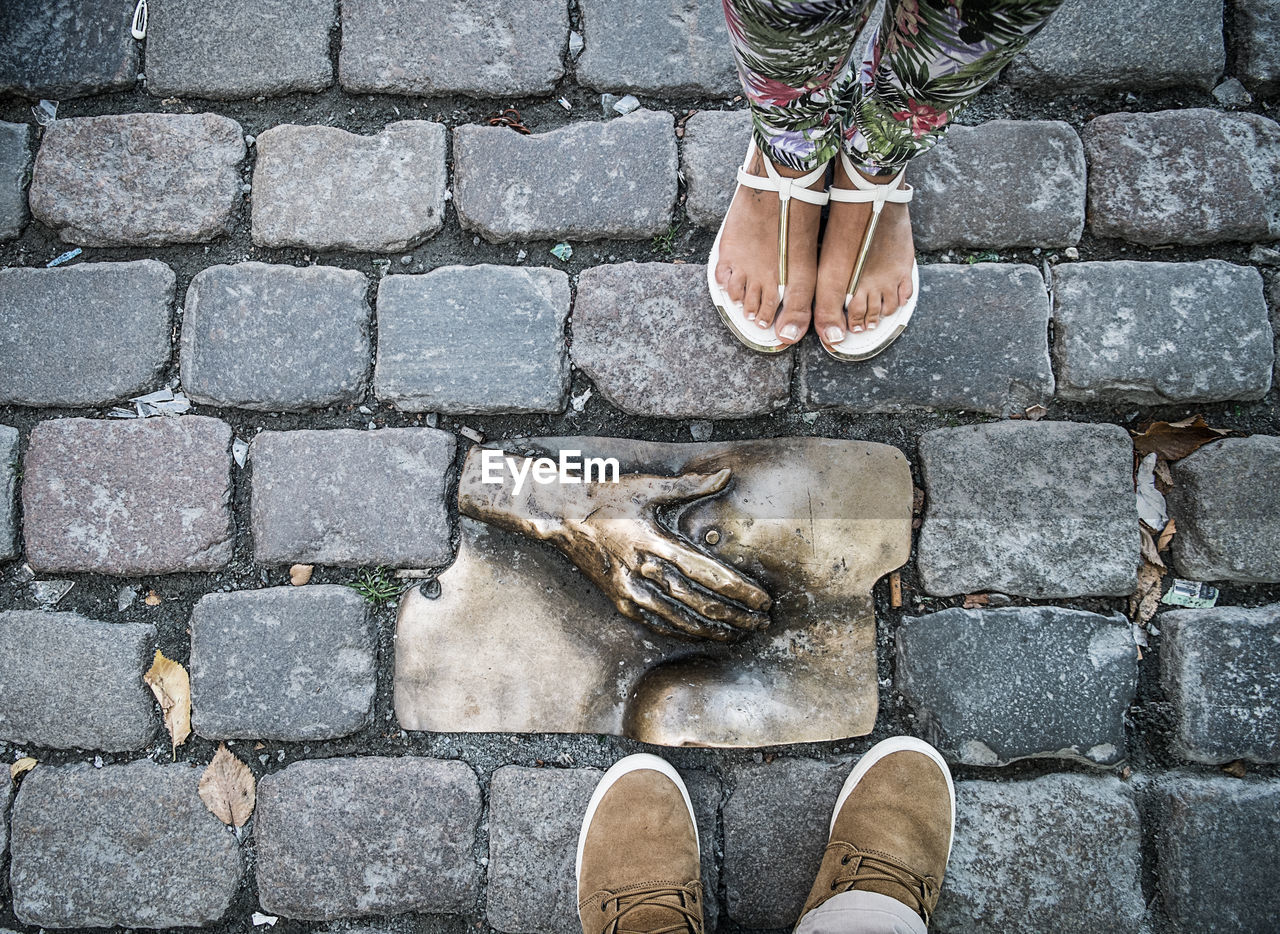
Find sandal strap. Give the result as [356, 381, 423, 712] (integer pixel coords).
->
[827, 150, 912, 209]
[735, 143, 831, 207]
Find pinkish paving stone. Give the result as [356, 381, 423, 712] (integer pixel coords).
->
[22, 416, 234, 575]
[28, 113, 245, 246]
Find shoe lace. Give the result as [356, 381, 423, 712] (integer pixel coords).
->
[828, 847, 940, 926]
[596, 882, 704, 934]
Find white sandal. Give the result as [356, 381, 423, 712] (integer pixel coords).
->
[822, 150, 919, 362]
[707, 140, 830, 353]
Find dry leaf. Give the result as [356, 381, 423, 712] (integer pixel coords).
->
[11, 757, 36, 780]
[963, 593, 990, 609]
[1129, 560, 1165, 625]
[1154, 458, 1174, 488]
[912, 486, 926, 515]
[1132, 416, 1229, 460]
[1157, 518, 1177, 551]
[289, 564, 313, 586]
[1222, 760, 1248, 779]
[144, 650, 191, 755]
[1140, 526, 1166, 569]
[144, 590, 162, 606]
[199, 744, 256, 827]
[1024, 403, 1047, 421]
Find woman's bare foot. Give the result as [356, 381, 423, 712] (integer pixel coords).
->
[714, 148, 823, 346]
[813, 159, 915, 350]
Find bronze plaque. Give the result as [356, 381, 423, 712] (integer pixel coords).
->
[394, 436, 911, 747]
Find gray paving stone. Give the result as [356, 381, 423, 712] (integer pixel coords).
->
[9, 760, 243, 928]
[22, 416, 233, 575]
[1006, 0, 1224, 92]
[0, 611, 156, 750]
[256, 757, 482, 920]
[1233, 0, 1280, 96]
[1161, 603, 1280, 764]
[1, 424, 16, 562]
[897, 607, 1136, 767]
[935, 775, 1144, 933]
[1083, 109, 1280, 246]
[190, 585, 375, 741]
[722, 758, 849, 928]
[340, 0, 566, 98]
[682, 109, 752, 229]
[252, 121, 446, 252]
[0, 261, 175, 406]
[318, 922, 468, 934]
[801, 263, 1053, 416]
[577, 0, 738, 96]
[375, 266, 570, 415]
[918, 421, 1138, 598]
[147, 0, 333, 99]
[1053, 260, 1273, 404]
[486, 766, 720, 934]
[0, 0, 139, 98]
[1167, 436, 1280, 583]
[0, 120, 30, 239]
[454, 112, 677, 243]
[1156, 776, 1280, 933]
[573, 262, 791, 418]
[2, 777, 10, 864]
[250, 428, 455, 568]
[910, 121, 1086, 250]
[180, 262, 371, 411]
[29, 113, 245, 246]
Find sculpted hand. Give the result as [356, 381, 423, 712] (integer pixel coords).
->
[458, 453, 772, 642]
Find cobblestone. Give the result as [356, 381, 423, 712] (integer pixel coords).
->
[0, 611, 156, 750]
[252, 121, 446, 252]
[180, 262, 371, 411]
[1006, 0, 1224, 92]
[29, 113, 245, 246]
[910, 120, 1085, 250]
[146, 0, 333, 99]
[897, 607, 1135, 767]
[374, 265, 570, 415]
[190, 585, 376, 741]
[801, 263, 1053, 416]
[577, 0, 738, 96]
[0, 260, 175, 406]
[9, 760, 243, 928]
[1167, 436, 1280, 583]
[23, 416, 233, 575]
[936, 775, 1144, 933]
[454, 112, 677, 243]
[250, 428, 455, 568]
[340, 0, 566, 97]
[682, 109, 752, 229]
[1161, 603, 1280, 764]
[0, 1, 139, 98]
[722, 758, 849, 928]
[486, 766, 720, 934]
[1156, 777, 1280, 933]
[573, 262, 791, 418]
[1083, 109, 1280, 246]
[1, 424, 16, 561]
[0, 120, 29, 239]
[255, 757, 482, 920]
[1233, 0, 1280, 95]
[1052, 260, 1273, 404]
[917, 421, 1138, 598]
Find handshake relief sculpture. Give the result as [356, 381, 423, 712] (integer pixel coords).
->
[395, 436, 912, 747]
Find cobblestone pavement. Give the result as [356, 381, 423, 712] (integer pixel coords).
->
[2, 1, 1280, 933]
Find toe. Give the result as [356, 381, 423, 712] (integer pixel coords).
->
[865, 290, 886, 330]
[846, 291, 869, 333]
[755, 282, 781, 328]
[742, 282, 763, 323]
[715, 254, 733, 288]
[726, 268, 748, 304]
[813, 299, 846, 347]
[774, 300, 810, 344]
[897, 275, 914, 308]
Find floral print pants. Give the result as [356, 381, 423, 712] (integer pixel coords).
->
[724, 0, 1064, 174]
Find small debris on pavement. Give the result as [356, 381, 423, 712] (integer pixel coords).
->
[46, 247, 81, 268]
[117, 585, 139, 611]
[1132, 415, 1228, 460]
[550, 242, 573, 262]
[11, 757, 36, 780]
[232, 438, 249, 468]
[1135, 453, 1168, 530]
[487, 107, 531, 134]
[962, 593, 990, 609]
[144, 589, 162, 606]
[1161, 579, 1219, 609]
[1222, 760, 1248, 779]
[689, 420, 713, 441]
[569, 30, 584, 58]
[570, 386, 592, 413]
[289, 564, 313, 586]
[1212, 78, 1252, 107]
[32, 99, 57, 126]
[199, 744, 256, 828]
[600, 93, 620, 116]
[890, 572, 902, 608]
[557, 97, 572, 111]
[1024, 403, 1047, 421]
[110, 387, 193, 419]
[31, 579, 74, 607]
[458, 426, 484, 443]
[144, 650, 191, 756]
[612, 94, 641, 115]
[252, 913, 279, 927]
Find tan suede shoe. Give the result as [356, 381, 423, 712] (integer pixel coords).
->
[577, 753, 704, 934]
[796, 737, 955, 928]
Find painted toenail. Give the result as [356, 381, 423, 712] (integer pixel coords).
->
[825, 327, 844, 343]
[781, 324, 800, 340]
[746, 311, 756, 320]
[853, 325, 864, 333]
[867, 321, 878, 330]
